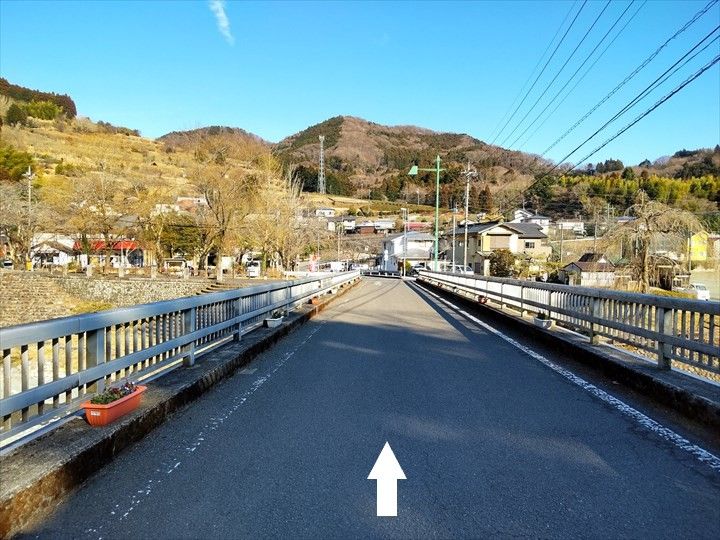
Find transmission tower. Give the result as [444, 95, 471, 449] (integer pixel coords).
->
[318, 135, 326, 194]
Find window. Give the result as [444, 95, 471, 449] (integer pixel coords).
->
[524, 241, 535, 249]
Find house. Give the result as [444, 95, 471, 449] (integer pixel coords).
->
[73, 238, 144, 268]
[688, 231, 709, 265]
[560, 253, 615, 288]
[315, 207, 336, 218]
[326, 215, 356, 233]
[356, 221, 377, 235]
[510, 209, 534, 223]
[442, 221, 551, 275]
[509, 209, 550, 234]
[381, 232, 434, 271]
[556, 219, 586, 236]
[374, 219, 397, 233]
[31, 233, 75, 267]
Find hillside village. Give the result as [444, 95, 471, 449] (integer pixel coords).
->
[1, 78, 718, 305]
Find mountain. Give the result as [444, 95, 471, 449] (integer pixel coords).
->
[272, 115, 548, 201]
[157, 126, 271, 150]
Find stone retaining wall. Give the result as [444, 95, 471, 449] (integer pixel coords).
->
[0, 272, 209, 327]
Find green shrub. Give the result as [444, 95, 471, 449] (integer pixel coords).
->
[5, 103, 27, 125]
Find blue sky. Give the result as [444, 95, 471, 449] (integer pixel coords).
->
[1, 0, 718, 166]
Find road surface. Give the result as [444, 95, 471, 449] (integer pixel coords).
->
[25, 278, 720, 538]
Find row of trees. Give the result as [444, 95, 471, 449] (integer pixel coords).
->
[0, 135, 320, 278]
[0, 78, 76, 118]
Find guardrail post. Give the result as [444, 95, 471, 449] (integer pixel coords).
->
[2, 349, 10, 429]
[519, 285, 526, 317]
[589, 297, 601, 345]
[499, 283, 504, 310]
[86, 328, 106, 393]
[234, 297, 242, 342]
[547, 290, 554, 319]
[655, 306, 672, 370]
[182, 307, 197, 367]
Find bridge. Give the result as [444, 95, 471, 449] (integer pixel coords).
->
[1, 271, 718, 537]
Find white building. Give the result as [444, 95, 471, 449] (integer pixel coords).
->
[381, 232, 434, 271]
[315, 207, 336, 218]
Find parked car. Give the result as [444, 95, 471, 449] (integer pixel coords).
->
[448, 264, 473, 275]
[246, 261, 261, 278]
[686, 283, 710, 301]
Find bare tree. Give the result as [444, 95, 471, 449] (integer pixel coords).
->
[187, 133, 262, 280]
[603, 191, 704, 292]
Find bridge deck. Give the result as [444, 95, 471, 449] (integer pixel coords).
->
[26, 278, 720, 538]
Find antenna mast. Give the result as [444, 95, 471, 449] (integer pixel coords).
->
[318, 135, 326, 194]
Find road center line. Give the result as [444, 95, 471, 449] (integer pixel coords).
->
[419, 285, 720, 472]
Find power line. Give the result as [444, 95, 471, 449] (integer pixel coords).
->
[569, 55, 720, 170]
[554, 26, 720, 168]
[518, 1, 647, 149]
[499, 0, 613, 147]
[487, 2, 576, 143]
[541, 0, 719, 157]
[491, 0, 588, 145]
[498, 47, 719, 215]
[508, 0, 637, 149]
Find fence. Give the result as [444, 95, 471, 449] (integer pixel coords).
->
[417, 270, 719, 376]
[0, 271, 359, 442]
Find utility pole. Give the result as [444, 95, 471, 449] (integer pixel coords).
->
[23, 166, 35, 270]
[337, 225, 341, 263]
[451, 204, 457, 270]
[593, 208, 598, 255]
[461, 162, 477, 270]
[401, 208, 408, 276]
[559, 225, 564, 266]
[318, 135, 326, 195]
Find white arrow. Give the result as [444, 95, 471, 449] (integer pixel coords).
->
[368, 441, 406, 517]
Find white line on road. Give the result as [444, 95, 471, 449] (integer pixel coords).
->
[420, 286, 720, 472]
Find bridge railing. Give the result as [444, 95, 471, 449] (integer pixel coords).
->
[417, 270, 719, 376]
[0, 271, 360, 441]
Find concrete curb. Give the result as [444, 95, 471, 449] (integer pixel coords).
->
[416, 279, 720, 433]
[0, 279, 360, 539]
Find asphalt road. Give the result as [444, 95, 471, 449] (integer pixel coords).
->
[26, 278, 720, 539]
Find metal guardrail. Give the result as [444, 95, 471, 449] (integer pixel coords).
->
[361, 270, 402, 278]
[418, 270, 719, 376]
[0, 271, 360, 441]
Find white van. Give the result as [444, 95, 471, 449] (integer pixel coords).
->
[246, 261, 261, 278]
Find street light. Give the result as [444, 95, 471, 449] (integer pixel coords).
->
[400, 207, 408, 276]
[408, 155, 444, 271]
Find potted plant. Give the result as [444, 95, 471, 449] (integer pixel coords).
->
[264, 309, 285, 328]
[533, 312, 553, 330]
[82, 381, 147, 427]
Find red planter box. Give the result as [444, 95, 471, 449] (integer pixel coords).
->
[82, 385, 147, 427]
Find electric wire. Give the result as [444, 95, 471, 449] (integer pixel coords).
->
[518, 0, 647, 150]
[497, 40, 720, 215]
[569, 55, 720, 169]
[541, 0, 719, 156]
[507, 1, 637, 149]
[499, 0, 613, 147]
[487, 1, 577, 143]
[553, 26, 720, 169]
[491, 0, 588, 145]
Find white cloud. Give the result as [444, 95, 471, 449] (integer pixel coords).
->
[209, 0, 234, 45]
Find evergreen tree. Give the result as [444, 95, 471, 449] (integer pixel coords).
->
[5, 103, 27, 125]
